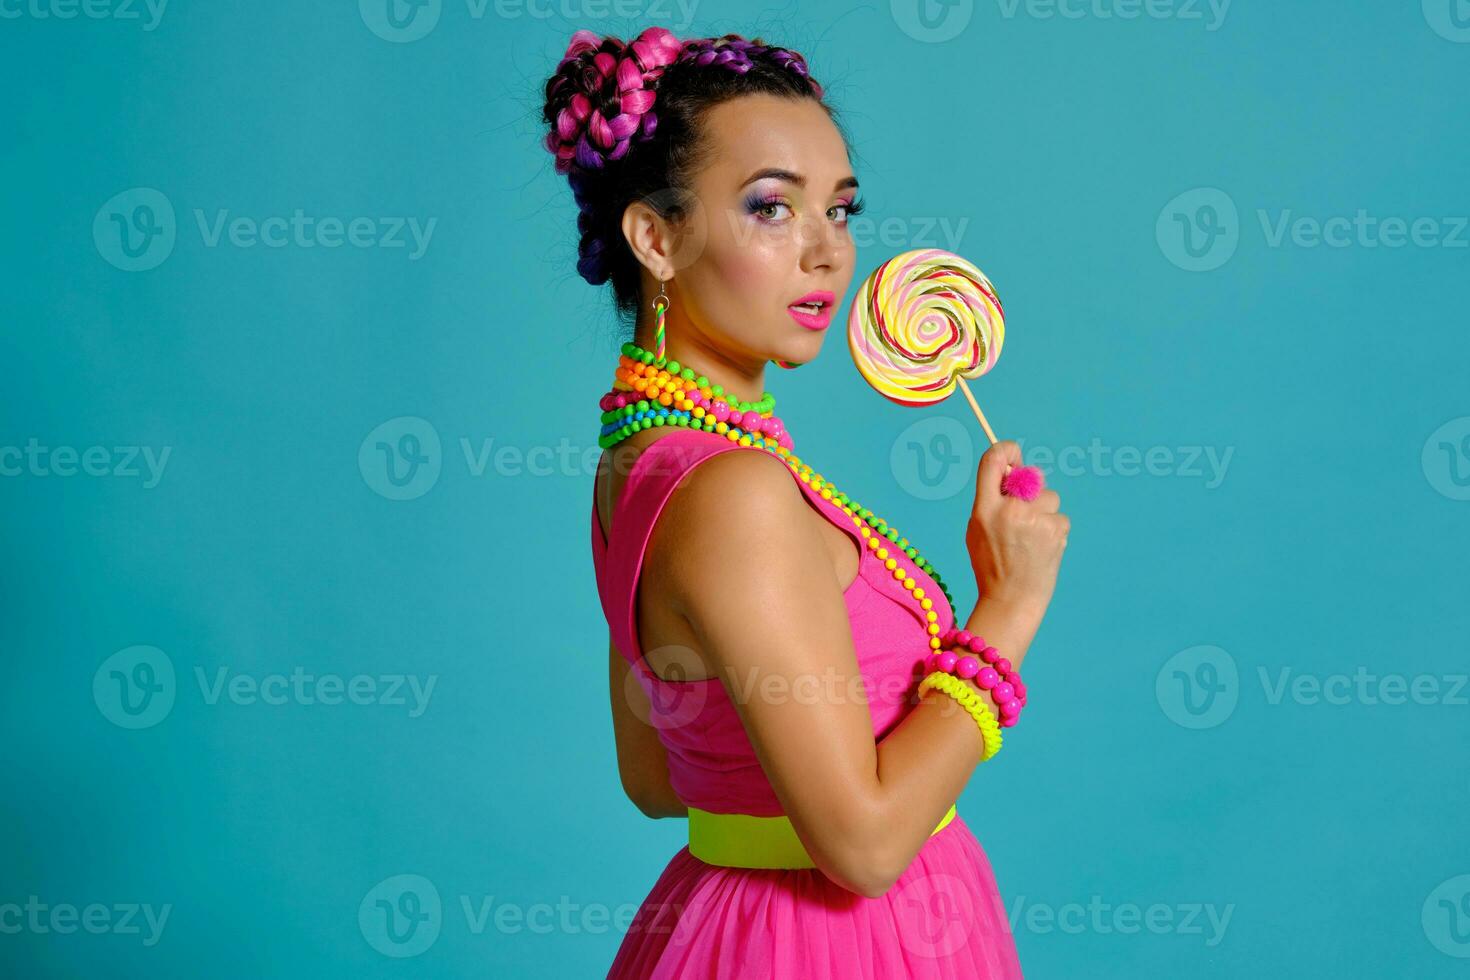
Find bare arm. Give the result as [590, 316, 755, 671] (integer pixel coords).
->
[659, 448, 1063, 898]
[608, 641, 688, 819]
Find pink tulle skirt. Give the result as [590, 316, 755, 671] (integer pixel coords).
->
[607, 814, 1024, 979]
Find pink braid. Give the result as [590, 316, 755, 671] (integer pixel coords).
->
[543, 27, 683, 175]
[544, 28, 823, 177]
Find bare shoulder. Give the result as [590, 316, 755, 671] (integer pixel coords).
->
[650, 446, 834, 611]
[660, 447, 803, 546]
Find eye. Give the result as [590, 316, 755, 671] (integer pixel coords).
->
[830, 197, 866, 223]
[748, 196, 794, 221]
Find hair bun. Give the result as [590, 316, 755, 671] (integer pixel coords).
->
[542, 27, 684, 175]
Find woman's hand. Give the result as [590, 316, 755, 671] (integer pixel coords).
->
[964, 440, 1069, 624]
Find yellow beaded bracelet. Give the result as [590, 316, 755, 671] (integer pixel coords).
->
[918, 670, 1004, 762]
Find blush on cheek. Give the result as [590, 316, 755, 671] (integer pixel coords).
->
[716, 245, 784, 307]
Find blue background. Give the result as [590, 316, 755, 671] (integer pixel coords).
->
[3, 1, 1468, 976]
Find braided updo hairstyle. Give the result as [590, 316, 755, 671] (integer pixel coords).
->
[542, 27, 836, 327]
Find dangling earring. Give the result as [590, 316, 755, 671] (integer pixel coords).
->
[651, 280, 670, 363]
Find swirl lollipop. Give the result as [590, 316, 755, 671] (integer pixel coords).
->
[848, 248, 1043, 499]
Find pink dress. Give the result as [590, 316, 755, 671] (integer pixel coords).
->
[591, 429, 1023, 979]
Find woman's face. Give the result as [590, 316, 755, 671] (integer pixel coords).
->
[666, 93, 860, 368]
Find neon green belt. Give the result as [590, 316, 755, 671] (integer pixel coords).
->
[688, 804, 957, 870]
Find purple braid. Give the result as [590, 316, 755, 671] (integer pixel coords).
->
[676, 35, 823, 97]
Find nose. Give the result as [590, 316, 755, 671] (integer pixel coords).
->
[797, 209, 842, 274]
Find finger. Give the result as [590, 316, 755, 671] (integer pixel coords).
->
[976, 440, 1023, 502]
[1034, 489, 1061, 514]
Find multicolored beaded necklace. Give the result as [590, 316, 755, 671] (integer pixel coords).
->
[597, 341, 959, 635]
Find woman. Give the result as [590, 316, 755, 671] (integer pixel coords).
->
[545, 27, 1069, 978]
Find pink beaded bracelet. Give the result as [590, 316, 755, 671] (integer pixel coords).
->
[925, 628, 1028, 728]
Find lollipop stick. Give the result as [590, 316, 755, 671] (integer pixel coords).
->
[955, 377, 999, 446]
[956, 377, 1045, 500]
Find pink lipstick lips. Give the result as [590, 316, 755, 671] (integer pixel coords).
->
[787, 290, 836, 330]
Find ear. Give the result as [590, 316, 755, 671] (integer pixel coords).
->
[622, 190, 708, 280]
[621, 199, 676, 282]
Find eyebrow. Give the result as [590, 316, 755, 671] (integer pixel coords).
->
[740, 168, 859, 193]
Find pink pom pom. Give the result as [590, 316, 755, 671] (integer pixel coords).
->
[1000, 465, 1045, 501]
